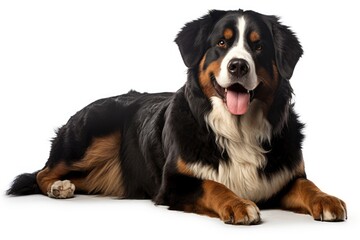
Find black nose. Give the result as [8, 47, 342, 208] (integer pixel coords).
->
[227, 58, 250, 78]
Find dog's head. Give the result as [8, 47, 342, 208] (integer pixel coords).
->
[176, 10, 303, 115]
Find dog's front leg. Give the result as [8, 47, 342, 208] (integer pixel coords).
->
[280, 178, 347, 221]
[156, 173, 260, 225]
[194, 179, 261, 224]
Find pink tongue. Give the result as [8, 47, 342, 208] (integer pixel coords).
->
[226, 90, 250, 115]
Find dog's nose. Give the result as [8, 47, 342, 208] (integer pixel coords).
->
[227, 58, 249, 78]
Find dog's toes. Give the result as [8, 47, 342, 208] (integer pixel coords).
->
[48, 180, 75, 199]
[310, 194, 347, 222]
[219, 198, 261, 225]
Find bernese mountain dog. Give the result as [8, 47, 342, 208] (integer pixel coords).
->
[7, 9, 347, 225]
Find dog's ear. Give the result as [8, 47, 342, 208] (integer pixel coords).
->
[175, 10, 227, 68]
[268, 16, 303, 80]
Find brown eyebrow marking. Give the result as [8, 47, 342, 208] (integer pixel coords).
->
[249, 31, 260, 42]
[223, 28, 233, 39]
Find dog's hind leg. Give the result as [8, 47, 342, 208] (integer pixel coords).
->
[36, 132, 124, 199]
[36, 163, 75, 198]
[9, 96, 128, 198]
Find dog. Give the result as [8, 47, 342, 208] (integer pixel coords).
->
[7, 9, 347, 225]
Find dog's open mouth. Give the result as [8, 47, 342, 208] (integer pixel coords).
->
[212, 75, 254, 115]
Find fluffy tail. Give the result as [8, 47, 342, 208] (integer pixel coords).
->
[6, 172, 41, 196]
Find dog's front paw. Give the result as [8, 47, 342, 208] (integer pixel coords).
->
[219, 198, 260, 225]
[309, 194, 347, 221]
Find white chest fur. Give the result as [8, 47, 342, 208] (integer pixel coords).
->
[188, 97, 298, 202]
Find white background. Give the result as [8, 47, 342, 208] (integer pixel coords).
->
[1, 0, 359, 239]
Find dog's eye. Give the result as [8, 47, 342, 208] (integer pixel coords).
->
[217, 39, 227, 48]
[254, 43, 263, 52]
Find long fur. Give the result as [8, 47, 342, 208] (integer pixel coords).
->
[8, 8, 305, 211]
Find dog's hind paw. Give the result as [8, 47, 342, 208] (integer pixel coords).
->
[47, 180, 75, 199]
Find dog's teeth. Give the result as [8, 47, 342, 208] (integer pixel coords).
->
[225, 88, 228, 93]
[247, 90, 250, 93]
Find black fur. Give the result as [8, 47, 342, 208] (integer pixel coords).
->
[7, 172, 41, 196]
[8, 9, 304, 212]
[175, 10, 228, 68]
[265, 14, 303, 80]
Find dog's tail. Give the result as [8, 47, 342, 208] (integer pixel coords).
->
[6, 171, 41, 196]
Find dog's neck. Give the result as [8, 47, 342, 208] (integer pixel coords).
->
[205, 97, 272, 167]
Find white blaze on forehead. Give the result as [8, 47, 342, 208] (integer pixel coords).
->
[216, 16, 258, 90]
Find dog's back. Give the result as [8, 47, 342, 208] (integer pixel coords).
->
[7, 9, 347, 225]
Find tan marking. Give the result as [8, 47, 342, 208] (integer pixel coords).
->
[255, 61, 280, 113]
[280, 178, 347, 221]
[295, 160, 305, 176]
[186, 180, 260, 224]
[37, 132, 124, 198]
[198, 55, 222, 98]
[272, 63, 279, 82]
[223, 28, 233, 40]
[37, 163, 70, 195]
[249, 31, 260, 42]
[71, 132, 124, 196]
[177, 158, 193, 176]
